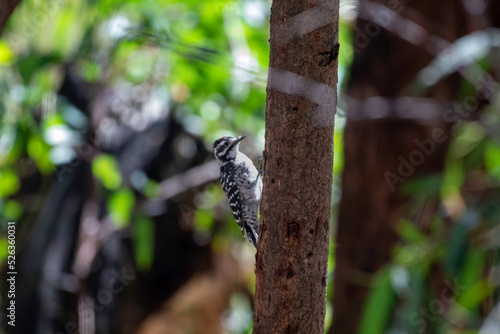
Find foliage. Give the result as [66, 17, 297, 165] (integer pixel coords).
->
[361, 119, 500, 333]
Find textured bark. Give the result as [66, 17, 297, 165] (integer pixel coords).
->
[253, 0, 339, 333]
[0, 0, 22, 35]
[330, 1, 476, 333]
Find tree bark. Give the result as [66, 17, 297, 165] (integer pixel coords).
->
[253, 0, 339, 333]
[330, 1, 474, 333]
[0, 0, 22, 35]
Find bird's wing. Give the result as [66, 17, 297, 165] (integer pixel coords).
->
[228, 185, 245, 235]
[221, 165, 245, 235]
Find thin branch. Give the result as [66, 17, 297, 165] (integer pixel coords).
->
[158, 160, 220, 200]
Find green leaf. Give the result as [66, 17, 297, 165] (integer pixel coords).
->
[402, 174, 443, 198]
[444, 212, 477, 277]
[484, 141, 500, 181]
[43, 113, 66, 130]
[442, 153, 465, 197]
[359, 267, 397, 334]
[398, 219, 425, 243]
[0, 239, 8, 263]
[444, 222, 468, 277]
[0, 169, 20, 198]
[6, 127, 26, 166]
[107, 188, 135, 229]
[0, 41, 16, 66]
[333, 128, 344, 174]
[338, 20, 354, 68]
[133, 216, 154, 271]
[92, 154, 122, 190]
[27, 135, 54, 174]
[3, 200, 22, 220]
[457, 279, 495, 310]
[143, 179, 161, 198]
[17, 54, 61, 85]
[194, 209, 214, 232]
[80, 61, 102, 82]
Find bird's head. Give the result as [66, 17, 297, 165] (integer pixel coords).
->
[213, 136, 245, 162]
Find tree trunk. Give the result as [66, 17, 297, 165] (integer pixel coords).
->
[0, 0, 22, 35]
[253, 0, 339, 333]
[330, 1, 474, 333]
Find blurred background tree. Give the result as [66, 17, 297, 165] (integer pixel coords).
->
[331, 1, 500, 333]
[0, 0, 498, 333]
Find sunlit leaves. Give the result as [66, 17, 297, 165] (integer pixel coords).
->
[108, 188, 135, 228]
[79, 61, 102, 82]
[398, 219, 426, 244]
[484, 141, 500, 181]
[0, 41, 16, 66]
[457, 279, 496, 310]
[194, 208, 214, 233]
[338, 20, 354, 69]
[333, 125, 344, 174]
[27, 135, 54, 173]
[0, 169, 20, 198]
[0, 239, 8, 263]
[92, 154, 122, 190]
[125, 50, 157, 84]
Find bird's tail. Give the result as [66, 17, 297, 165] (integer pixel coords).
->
[245, 224, 258, 248]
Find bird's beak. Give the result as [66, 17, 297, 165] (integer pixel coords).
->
[235, 136, 246, 143]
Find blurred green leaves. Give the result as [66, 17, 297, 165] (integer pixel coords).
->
[92, 154, 122, 190]
[402, 174, 443, 198]
[27, 135, 54, 173]
[92, 153, 134, 228]
[133, 215, 154, 271]
[398, 219, 426, 244]
[485, 140, 500, 181]
[0, 238, 8, 263]
[359, 267, 396, 334]
[457, 279, 496, 311]
[0, 41, 16, 66]
[0, 169, 19, 197]
[17, 54, 61, 85]
[2, 200, 22, 220]
[108, 188, 135, 228]
[195, 208, 215, 233]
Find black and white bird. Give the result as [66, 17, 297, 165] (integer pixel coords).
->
[213, 136, 263, 248]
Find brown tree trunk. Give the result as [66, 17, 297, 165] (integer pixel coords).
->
[253, 0, 339, 333]
[330, 0, 475, 333]
[0, 0, 22, 35]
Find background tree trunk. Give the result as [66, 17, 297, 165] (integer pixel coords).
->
[253, 0, 339, 333]
[330, 0, 484, 333]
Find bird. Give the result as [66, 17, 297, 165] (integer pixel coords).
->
[213, 136, 263, 248]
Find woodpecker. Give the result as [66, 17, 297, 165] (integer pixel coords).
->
[213, 136, 263, 248]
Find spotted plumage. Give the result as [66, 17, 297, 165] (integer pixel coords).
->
[213, 136, 263, 247]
